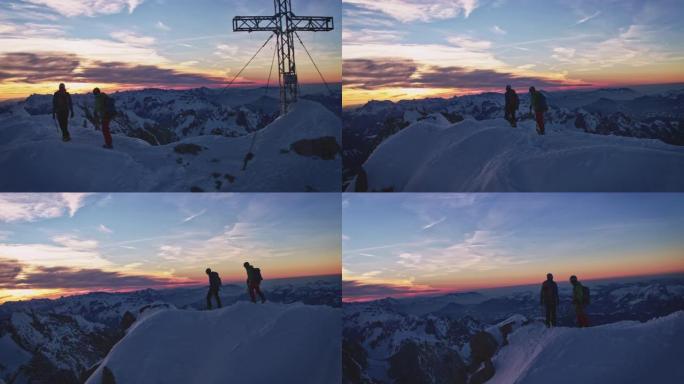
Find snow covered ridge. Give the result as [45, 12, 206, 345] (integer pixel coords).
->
[0, 97, 342, 192]
[342, 276, 684, 383]
[86, 302, 341, 384]
[343, 86, 684, 191]
[489, 311, 684, 384]
[353, 117, 684, 192]
[0, 275, 340, 383]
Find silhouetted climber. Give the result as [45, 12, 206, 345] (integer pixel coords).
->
[243, 262, 266, 303]
[93, 88, 116, 149]
[540, 273, 559, 327]
[504, 85, 519, 127]
[205, 268, 222, 309]
[52, 83, 73, 142]
[529, 86, 548, 135]
[570, 275, 590, 327]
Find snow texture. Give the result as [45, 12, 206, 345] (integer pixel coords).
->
[85, 302, 341, 384]
[360, 117, 684, 191]
[490, 311, 684, 384]
[0, 99, 340, 192]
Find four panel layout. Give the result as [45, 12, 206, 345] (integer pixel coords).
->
[0, 0, 682, 383]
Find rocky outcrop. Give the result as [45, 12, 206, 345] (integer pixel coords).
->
[388, 341, 467, 384]
[290, 136, 340, 160]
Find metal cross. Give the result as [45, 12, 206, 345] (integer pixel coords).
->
[234, 0, 334, 115]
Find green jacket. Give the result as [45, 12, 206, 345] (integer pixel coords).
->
[572, 282, 584, 305]
[94, 93, 108, 119]
[530, 91, 539, 111]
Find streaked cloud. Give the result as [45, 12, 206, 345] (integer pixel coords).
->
[182, 209, 206, 223]
[25, 0, 145, 17]
[344, 58, 588, 91]
[576, 11, 600, 24]
[0, 52, 229, 87]
[110, 31, 156, 47]
[491, 25, 507, 35]
[345, 0, 479, 22]
[343, 194, 684, 301]
[156, 21, 171, 31]
[0, 193, 89, 222]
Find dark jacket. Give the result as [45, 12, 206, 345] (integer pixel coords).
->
[505, 89, 519, 111]
[208, 271, 221, 290]
[245, 265, 262, 285]
[53, 90, 73, 115]
[540, 280, 559, 305]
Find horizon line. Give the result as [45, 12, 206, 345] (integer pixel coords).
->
[342, 270, 684, 303]
[1, 273, 341, 305]
[342, 81, 684, 108]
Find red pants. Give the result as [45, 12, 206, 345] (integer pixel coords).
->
[248, 282, 266, 303]
[102, 117, 112, 146]
[535, 111, 545, 134]
[575, 305, 590, 327]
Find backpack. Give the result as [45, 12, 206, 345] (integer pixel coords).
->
[210, 271, 221, 288]
[105, 96, 117, 117]
[537, 93, 548, 111]
[253, 268, 263, 282]
[582, 285, 590, 305]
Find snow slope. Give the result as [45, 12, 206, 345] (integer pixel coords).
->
[490, 311, 684, 384]
[358, 118, 684, 191]
[85, 302, 341, 384]
[0, 334, 31, 379]
[0, 99, 340, 192]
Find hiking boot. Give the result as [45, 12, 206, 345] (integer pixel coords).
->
[102, 144, 113, 149]
[62, 136, 71, 142]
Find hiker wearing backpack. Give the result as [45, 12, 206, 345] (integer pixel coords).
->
[52, 83, 74, 142]
[205, 268, 222, 309]
[540, 273, 559, 327]
[92, 88, 115, 149]
[244, 262, 266, 304]
[504, 85, 519, 127]
[570, 275, 590, 327]
[529, 86, 548, 135]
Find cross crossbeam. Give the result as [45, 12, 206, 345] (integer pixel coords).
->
[234, 0, 334, 115]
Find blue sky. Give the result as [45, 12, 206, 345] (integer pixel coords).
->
[342, 0, 684, 105]
[0, 0, 341, 99]
[0, 193, 340, 302]
[343, 194, 684, 301]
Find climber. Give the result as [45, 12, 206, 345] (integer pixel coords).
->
[570, 275, 590, 327]
[206, 268, 222, 309]
[529, 86, 548, 135]
[52, 83, 74, 141]
[93, 88, 116, 149]
[504, 85, 519, 127]
[540, 273, 559, 327]
[244, 262, 266, 303]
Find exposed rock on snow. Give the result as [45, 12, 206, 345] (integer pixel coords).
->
[0, 99, 341, 192]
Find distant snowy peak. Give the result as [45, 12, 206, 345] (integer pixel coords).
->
[86, 303, 341, 384]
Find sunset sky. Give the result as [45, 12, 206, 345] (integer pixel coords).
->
[0, 0, 341, 100]
[343, 194, 684, 302]
[0, 193, 340, 303]
[343, 0, 684, 106]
